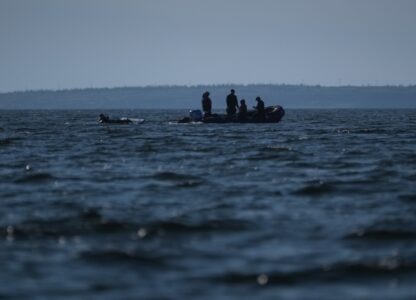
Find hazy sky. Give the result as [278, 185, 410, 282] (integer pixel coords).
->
[1, 0, 416, 92]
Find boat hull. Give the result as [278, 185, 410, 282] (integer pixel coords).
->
[178, 106, 285, 124]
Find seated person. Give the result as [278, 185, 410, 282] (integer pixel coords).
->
[238, 99, 248, 118]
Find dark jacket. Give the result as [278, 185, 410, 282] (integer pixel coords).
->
[202, 96, 212, 114]
[255, 99, 265, 117]
[239, 103, 247, 117]
[226, 93, 238, 115]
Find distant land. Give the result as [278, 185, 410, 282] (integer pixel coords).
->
[1, 84, 416, 109]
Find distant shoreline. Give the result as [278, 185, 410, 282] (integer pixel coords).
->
[2, 83, 416, 95]
[1, 84, 416, 109]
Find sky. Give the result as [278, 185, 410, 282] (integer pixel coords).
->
[1, 0, 416, 92]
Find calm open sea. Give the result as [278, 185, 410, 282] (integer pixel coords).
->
[1, 109, 416, 300]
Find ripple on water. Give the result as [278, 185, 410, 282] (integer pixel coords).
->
[345, 217, 416, 242]
[345, 229, 416, 241]
[0, 138, 14, 146]
[292, 181, 335, 196]
[79, 249, 168, 266]
[207, 260, 416, 286]
[142, 171, 208, 188]
[14, 172, 55, 183]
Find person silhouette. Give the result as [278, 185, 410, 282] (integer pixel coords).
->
[238, 99, 247, 119]
[254, 96, 265, 119]
[226, 89, 239, 116]
[202, 91, 212, 117]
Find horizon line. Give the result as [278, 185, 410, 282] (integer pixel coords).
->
[2, 82, 416, 94]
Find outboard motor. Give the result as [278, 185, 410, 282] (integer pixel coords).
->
[189, 110, 203, 122]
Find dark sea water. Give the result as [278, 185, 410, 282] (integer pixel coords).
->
[1, 109, 416, 300]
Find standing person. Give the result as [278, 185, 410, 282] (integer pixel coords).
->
[202, 91, 212, 117]
[238, 99, 247, 119]
[226, 89, 239, 116]
[254, 96, 265, 119]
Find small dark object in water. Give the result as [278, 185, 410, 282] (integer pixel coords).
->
[177, 117, 191, 123]
[99, 114, 144, 124]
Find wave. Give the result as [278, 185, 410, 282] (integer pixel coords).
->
[247, 146, 300, 161]
[147, 171, 201, 181]
[399, 194, 416, 202]
[145, 219, 253, 233]
[79, 249, 167, 266]
[14, 172, 55, 183]
[336, 128, 389, 134]
[3, 208, 251, 240]
[143, 171, 207, 188]
[345, 229, 416, 241]
[0, 138, 14, 146]
[292, 181, 334, 196]
[3, 209, 133, 238]
[208, 261, 416, 285]
[0, 137, 24, 146]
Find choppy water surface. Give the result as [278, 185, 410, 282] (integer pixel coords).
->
[1, 109, 416, 300]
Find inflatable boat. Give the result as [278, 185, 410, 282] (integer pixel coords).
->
[177, 106, 285, 124]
